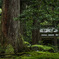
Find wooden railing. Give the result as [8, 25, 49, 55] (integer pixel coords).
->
[40, 32, 59, 38]
[40, 32, 59, 46]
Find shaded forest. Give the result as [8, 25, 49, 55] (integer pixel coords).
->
[0, 0, 59, 59]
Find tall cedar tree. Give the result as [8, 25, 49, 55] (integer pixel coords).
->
[2, 0, 24, 53]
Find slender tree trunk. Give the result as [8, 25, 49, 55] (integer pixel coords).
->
[32, 20, 40, 44]
[2, 0, 24, 53]
[31, 0, 41, 44]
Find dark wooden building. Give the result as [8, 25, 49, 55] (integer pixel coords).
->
[39, 25, 59, 46]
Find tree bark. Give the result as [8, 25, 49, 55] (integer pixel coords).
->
[32, 19, 40, 44]
[2, 0, 24, 53]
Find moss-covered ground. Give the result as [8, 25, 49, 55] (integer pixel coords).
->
[20, 51, 59, 59]
[0, 51, 59, 59]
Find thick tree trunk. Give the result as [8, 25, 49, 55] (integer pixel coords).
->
[2, 0, 24, 53]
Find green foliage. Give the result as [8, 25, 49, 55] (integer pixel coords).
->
[19, 0, 59, 42]
[40, 21, 52, 26]
[24, 20, 33, 42]
[20, 0, 59, 22]
[5, 44, 14, 54]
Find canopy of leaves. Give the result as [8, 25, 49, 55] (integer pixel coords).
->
[20, 0, 59, 26]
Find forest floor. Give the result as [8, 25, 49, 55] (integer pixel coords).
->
[0, 51, 59, 59]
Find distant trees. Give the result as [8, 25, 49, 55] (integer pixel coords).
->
[20, 0, 59, 44]
[2, 0, 24, 53]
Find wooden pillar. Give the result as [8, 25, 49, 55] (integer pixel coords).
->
[54, 33, 58, 52]
[39, 33, 42, 44]
[54, 34, 57, 46]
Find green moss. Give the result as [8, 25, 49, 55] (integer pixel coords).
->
[24, 41, 30, 45]
[31, 45, 54, 52]
[24, 41, 31, 47]
[23, 41, 31, 52]
[31, 45, 53, 50]
[0, 51, 59, 59]
[24, 41, 30, 44]
[5, 44, 14, 54]
[0, 8, 2, 14]
[0, 44, 3, 53]
[20, 51, 59, 59]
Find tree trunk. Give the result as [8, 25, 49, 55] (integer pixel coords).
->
[32, 19, 40, 44]
[2, 0, 24, 53]
[20, 0, 27, 36]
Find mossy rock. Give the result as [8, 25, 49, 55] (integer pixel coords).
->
[31, 45, 43, 51]
[31, 45, 54, 52]
[5, 44, 14, 54]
